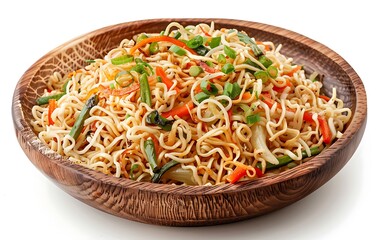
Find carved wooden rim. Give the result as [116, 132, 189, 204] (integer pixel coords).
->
[12, 18, 367, 195]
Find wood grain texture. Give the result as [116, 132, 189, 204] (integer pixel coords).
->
[12, 18, 367, 226]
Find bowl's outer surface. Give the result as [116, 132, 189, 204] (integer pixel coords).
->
[12, 18, 367, 226]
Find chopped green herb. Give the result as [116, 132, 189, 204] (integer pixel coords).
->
[195, 92, 210, 103]
[237, 32, 263, 57]
[254, 70, 269, 83]
[186, 35, 204, 49]
[194, 45, 209, 56]
[224, 45, 236, 59]
[169, 45, 187, 56]
[217, 54, 226, 64]
[146, 110, 174, 131]
[111, 55, 134, 65]
[246, 114, 260, 124]
[137, 33, 148, 43]
[259, 55, 273, 68]
[189, 66, 204, 77]
[200, 80, 218, 95]
[130, 164, 139, 180]
[209, 36, 221, 49]
[173, 31, 181, 39]
[149, 42, 159, 54]
[267, 65, 278, 78]
[221, 63, 235, 74]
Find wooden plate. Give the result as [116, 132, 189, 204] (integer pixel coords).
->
[12, 18, 367, 226]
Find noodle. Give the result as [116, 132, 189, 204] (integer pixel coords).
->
[31, 22, 352, 185]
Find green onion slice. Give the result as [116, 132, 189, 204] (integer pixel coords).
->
[209, 37, 221, 49]
[221, 63, 235, 74]
[186, 35, 204, 49]
[111, 55, 134, 65]
[200, 80, 218, 95]
[169, 45, 187, 56]
[224, 45, 236, 59]
[189, 66, 204, 77]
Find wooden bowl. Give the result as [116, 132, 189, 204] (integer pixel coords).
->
[12, 18, 367, 226]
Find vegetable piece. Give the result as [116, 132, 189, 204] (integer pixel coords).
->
[36, 93, 65, 106]
[283, 65, 302, 77]
[242, 92, 252, 100]
[162, 101, 194, 119]
[146, 110, 174, 131]
[246, 114, 260, 124]
[189, 66, 204, 77]
[173, 31, 181, 39]
[85, 59, 95, 63]
[254, 70, 269, 83]
[111, 55, 134, 65]
[195, 92, 210, 103]
[217, 54, 226, 64]
[223, 82, 241, 99]
[155, 67, 180, 93]
[169, 45, 187, 56]
[209, 36, 221, 49]
[136, 33, 148, 43]
[199, 61, 217, 73]
[69, 94, 99, 140]
[258, 147, 321, 170]
[244, 59, 260, 69]
[258, 55, 273, 68]
[267, 65, 278, 78]
[129, 164, 139, 180]
[226, 165, 247, 184]
[200, 80, 218, 95]
[237, 32, 263, 57]
[251, 124, 279, 165]
[149, 42, 159, 54]
[151, 160, 180, 183]
[273, 79, 293, 93]
[224, 45, 236, 59]
[130, 36, 196, 55]
[194, 45, 209, 56]
[48, 99, 57, 125]
[144, 139, 160, 173]
[139, 73, 151, 106]
[302, 112, 332, 144]
[221, 63, 235, 74]
[161, 166, 196, 185]
[318, 116, 332, 144]
[319, 95, 331, 102]
[186, 35, 204, 49]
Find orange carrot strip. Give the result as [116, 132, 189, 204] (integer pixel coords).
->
[84, 87, 99, 100]
[283, 65, 302, 77]
[242, 92, 252, 100]
[155, 67, 180, 93]
[48, 99, 57, 125]
[129, 36, 196, 55]
[162, 101, 194, 119]
[227, 165, 247, 184]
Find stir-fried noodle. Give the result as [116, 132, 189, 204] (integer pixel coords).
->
[31, 22, 352, 185]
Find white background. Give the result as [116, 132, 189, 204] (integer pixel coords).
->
[1, 0, 379, 239]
